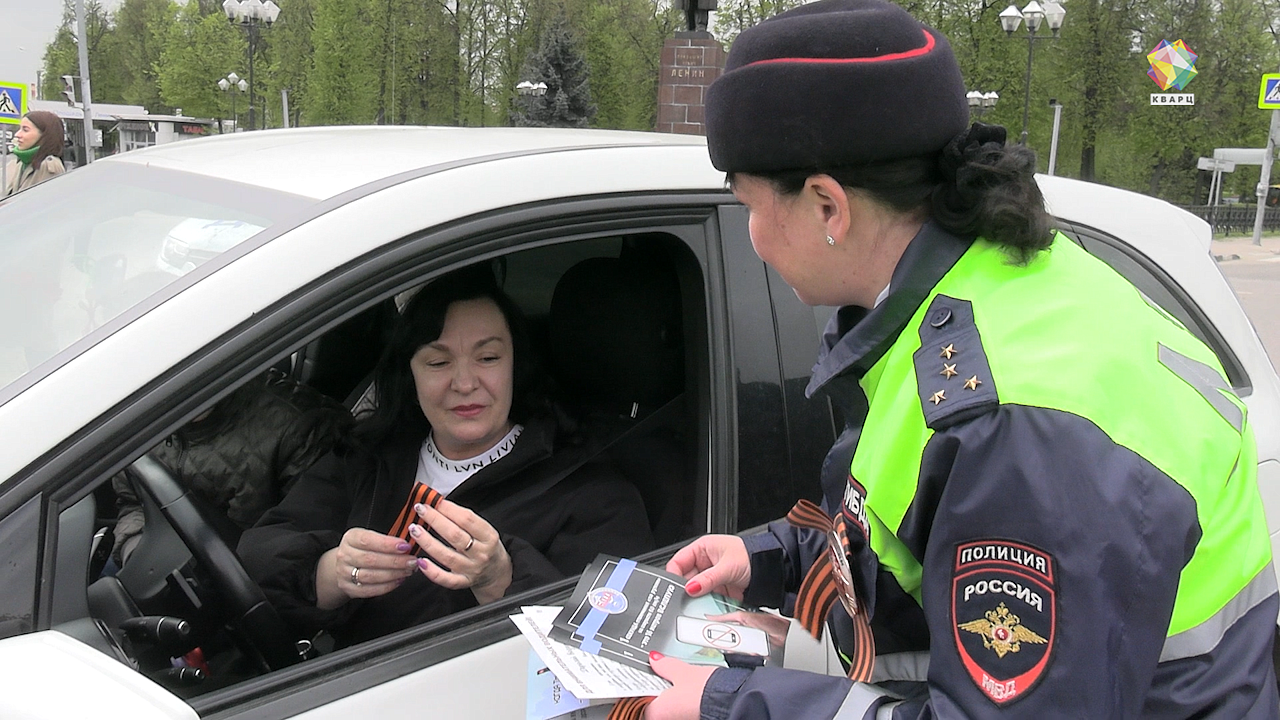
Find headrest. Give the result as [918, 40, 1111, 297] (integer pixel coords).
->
[549, 255, 683, 416]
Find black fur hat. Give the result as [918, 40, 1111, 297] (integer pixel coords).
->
[705, 0, 969, 174]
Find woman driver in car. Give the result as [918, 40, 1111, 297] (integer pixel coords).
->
[239, 265, 654, 647]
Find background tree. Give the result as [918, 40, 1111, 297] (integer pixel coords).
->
[113, 0, 179, 112]
[157, 3, 243, 121]
[40, 0, 124, 105]
[574, 0, 681, 129]
[1052, 0, 1136, 182]
[257, 0, 315, 128]
[306, 0, 380, 124]
[33, 0, 1280, 207]
[511, 16, 595, 127]
[712, 0, 803, 46]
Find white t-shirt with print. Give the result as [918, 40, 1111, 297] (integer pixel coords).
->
[415, 424, 524, 497]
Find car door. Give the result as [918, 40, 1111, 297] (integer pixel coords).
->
[1, 187, 814, 719]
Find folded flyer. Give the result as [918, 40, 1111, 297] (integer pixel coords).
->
[549, 555, 788, 673]
[525, 647, 612, 720]
[512, 605, 671, 705]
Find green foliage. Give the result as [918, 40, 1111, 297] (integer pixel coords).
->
[306, 0, 380, 124]
[511, 15, 595, 127]
[33, 0, 1280, 206]
[574, 0, 681, 129]
[157, 4, 244, 121]
[256, 0, 315, 128]
[40, 0, 124, 105]
[712, 0, 803, 46]
[904, 0, 1280, 203]
[114, 0, 179, 111]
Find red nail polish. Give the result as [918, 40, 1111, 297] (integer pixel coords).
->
[649, 651, 664, 662]
[686, 580, 702, 595]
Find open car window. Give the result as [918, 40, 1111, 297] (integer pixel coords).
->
[43, 216, 716, 712]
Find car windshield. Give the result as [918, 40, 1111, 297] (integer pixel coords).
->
[0, 160, 313, 398]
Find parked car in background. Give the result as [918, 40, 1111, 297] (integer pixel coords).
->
[0, 127, 1275, 719]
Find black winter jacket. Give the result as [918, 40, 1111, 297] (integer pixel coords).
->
[238, 416, 655, 647]
[112, 371, 351, 561]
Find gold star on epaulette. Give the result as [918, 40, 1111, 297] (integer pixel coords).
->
[930, 390, 946, 405]
[963, 375, 982, 391]
[940, 344, 957, 360]
[941, 363, 958, 379]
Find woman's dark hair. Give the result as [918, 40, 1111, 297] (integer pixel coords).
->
[748, 123, 1053, 264]
[351, 264, 545, 448]
[23, 111, 65, 172]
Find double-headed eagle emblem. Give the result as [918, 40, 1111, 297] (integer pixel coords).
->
[958, 603, 1047, 658]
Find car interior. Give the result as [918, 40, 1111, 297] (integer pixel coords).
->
[50, 230, 712, 698]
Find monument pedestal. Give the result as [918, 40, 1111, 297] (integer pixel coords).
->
[656, 33, 726, 135]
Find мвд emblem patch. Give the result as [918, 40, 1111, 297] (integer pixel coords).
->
[952, 540, 1056, 705]
[840, 474, 870, 542]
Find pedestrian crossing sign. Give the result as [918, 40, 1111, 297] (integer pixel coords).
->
[0, 82, 25, 125]
[1260, 74, 1280, 109]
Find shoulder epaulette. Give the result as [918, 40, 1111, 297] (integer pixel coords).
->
[913, 295, 999, 429]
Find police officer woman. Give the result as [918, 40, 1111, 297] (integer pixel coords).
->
[644, 1, 1279, 718]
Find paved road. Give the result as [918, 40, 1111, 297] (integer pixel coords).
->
[1214, 238, 1280, 368]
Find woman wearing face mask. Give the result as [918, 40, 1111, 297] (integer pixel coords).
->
[3, 111, 65, 197]
[240, 265, 654, 647]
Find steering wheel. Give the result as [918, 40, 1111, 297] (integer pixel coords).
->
[127, 455, 303, 672]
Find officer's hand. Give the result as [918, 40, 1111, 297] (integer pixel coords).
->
[666, 534, 750, 600]
[645, 653, 715, 720]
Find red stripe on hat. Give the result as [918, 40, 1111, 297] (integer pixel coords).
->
[742, 30, 935, 68]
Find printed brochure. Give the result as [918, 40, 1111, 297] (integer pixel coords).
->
[548, 555, 788, 673]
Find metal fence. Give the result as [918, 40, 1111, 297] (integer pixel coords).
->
[1179, 205, 1280, 235]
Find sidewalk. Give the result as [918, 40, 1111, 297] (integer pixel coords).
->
[1210, 233, 1280, 262]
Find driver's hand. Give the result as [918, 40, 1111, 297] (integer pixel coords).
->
[410, 499, 513, 605]
[315, 528, 417, 610]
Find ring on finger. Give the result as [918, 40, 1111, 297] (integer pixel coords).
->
[462, 535, 475, 552]
[351, 566, 362, 586]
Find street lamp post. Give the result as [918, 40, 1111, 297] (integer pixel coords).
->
[515, 81, 548, 125]
[966, 90, 999, 120]
[1047, 98, 1064, 175]
[1000, 1, 1065, 146]
[222, 0, 281, 131]
[218, 73, 248, 132]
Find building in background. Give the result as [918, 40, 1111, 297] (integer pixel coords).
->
[28, 99, 218, 167]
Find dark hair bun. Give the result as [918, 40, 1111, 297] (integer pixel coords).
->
[931, 123, 1052, 263]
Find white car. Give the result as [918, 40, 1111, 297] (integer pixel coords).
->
[0, 128, 1275, 719]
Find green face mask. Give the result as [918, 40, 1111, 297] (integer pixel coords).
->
[11, 144, 38, 166]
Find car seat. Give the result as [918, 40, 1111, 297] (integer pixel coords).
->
[291, 299, 398, 407]
[547, 245, 693, 546]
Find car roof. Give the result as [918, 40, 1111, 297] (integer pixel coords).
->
[1036, 173, 1211, 253]
[105, 126, 712, 201]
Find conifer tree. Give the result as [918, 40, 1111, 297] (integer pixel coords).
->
[511, 16, 595, 128]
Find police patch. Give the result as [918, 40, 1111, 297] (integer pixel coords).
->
[840, 474, 870, 543]
[952, 540, 1056, 706]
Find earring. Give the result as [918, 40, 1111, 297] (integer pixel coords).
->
[826, 235, 836, 246]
